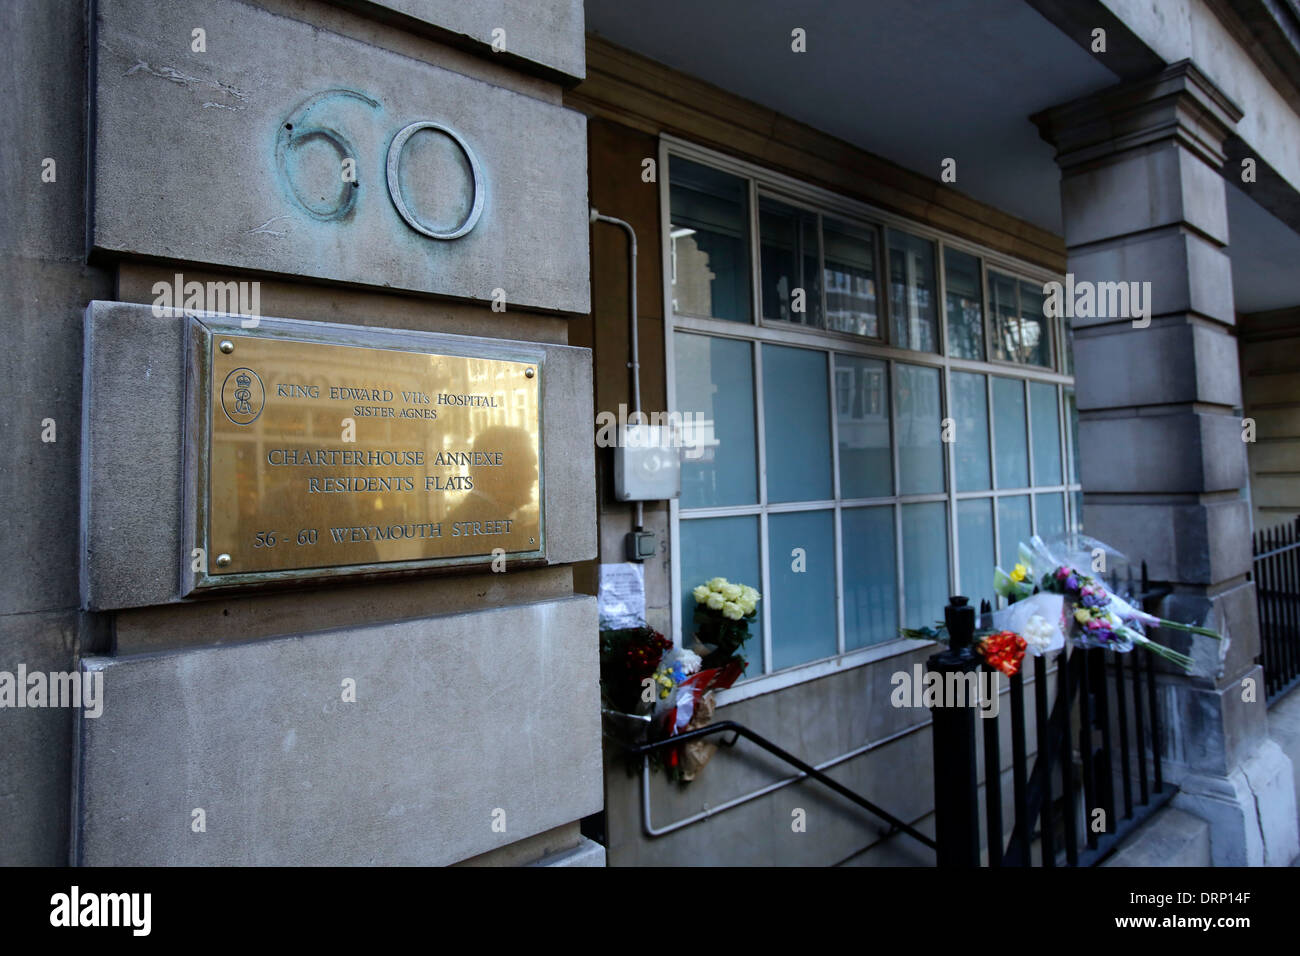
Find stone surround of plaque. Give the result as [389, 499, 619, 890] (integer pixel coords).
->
[90, 0, 589, 314]
[81, 302, 596, 610]
[196, 318, 543, 587]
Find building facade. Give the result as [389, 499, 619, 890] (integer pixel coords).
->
[2, 0, 1299, 866]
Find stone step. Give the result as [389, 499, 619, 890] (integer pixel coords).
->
[1102, 807, 1211, 867]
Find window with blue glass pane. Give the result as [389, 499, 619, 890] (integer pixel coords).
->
[992, 376, 1028, 489]
[951, 371, 990, 492]
[895, 363, 945, 495]
[842, 506, 898, 649]
[835, 355, 891, 499]
[957, 499, 994, 599]
[762, 344, 832, 503]
[998, 495, 1031, 568]
[769, 510, 837, 669]
[1029, 382, 1062, 486]
[1036, 492, 1066, 543]
[902, 502, 949, 629]
[674, 333, 758, 507]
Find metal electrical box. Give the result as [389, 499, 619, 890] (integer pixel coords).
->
[613, 424, 680, 501]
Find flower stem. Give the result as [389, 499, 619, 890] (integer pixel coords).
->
[1152, 618, 1221, 639]
[1132, 634, 1194, 671]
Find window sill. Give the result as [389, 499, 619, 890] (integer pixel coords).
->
[713, 636, 936, 708]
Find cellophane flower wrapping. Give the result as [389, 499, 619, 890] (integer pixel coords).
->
[991, 593, 1066, 656]
[1007, 534, 1204, 669]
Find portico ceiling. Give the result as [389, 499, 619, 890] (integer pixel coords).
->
[584, 0, 1116, 236]
[585, 0, 1300, 313]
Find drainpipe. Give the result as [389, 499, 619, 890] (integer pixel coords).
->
[590, 208, 643, 531]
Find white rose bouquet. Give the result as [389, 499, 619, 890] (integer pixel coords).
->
[691, 576, 761, 673]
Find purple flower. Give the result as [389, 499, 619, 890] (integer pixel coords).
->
[1065, 574, 1080, 592]
[1088, 623, 1114, 643]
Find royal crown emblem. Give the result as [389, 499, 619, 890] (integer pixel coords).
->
[221, 366, 264, 426]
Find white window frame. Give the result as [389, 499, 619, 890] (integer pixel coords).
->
[660, 135, 1081, 705]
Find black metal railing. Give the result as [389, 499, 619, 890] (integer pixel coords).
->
[931, 586, 1174, 867]
[1254, 515, 1300, 704]
[627, 721, 937, 851]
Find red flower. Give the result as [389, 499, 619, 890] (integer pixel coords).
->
[977, 631, 1027, 677]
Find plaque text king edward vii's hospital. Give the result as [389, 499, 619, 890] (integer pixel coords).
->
[206, 333, 541, 576]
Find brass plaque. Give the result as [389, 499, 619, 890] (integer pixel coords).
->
[205, 333, 541, 576]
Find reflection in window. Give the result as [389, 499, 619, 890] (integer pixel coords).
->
[760, 197, 822, 328]
[990, 269, 1051, 366]
[823, 218, 879, 337]
[669, 156, 751, 322]
[836, 355, 891, 499]
[1019, 280, 1050, 367]
[944, 247, 984, 360]
[888, 229, 939, 353]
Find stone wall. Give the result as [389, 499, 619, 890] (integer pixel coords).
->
[1, 0, 602, 866]
[1240, 308, 1300, 532]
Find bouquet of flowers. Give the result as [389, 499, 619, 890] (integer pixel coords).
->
[599, 625, 672, 717]
[992, 535, 1224, 671]
[691, 577, 760, 671]
[598, 579, 762, 782]
[899, 622, 1031, 677]
[642, 578, 761, 781]
[978, 631, 1028, 677]
[660, 576, 761, 731]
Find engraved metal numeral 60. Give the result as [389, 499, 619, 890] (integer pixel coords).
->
[385, 121, 484, 240]
[277, 91, 485, 240]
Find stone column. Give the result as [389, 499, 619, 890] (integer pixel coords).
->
[1034, 61, 1298, 865]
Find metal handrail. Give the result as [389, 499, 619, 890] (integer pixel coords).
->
[626, 720, 937, 850]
